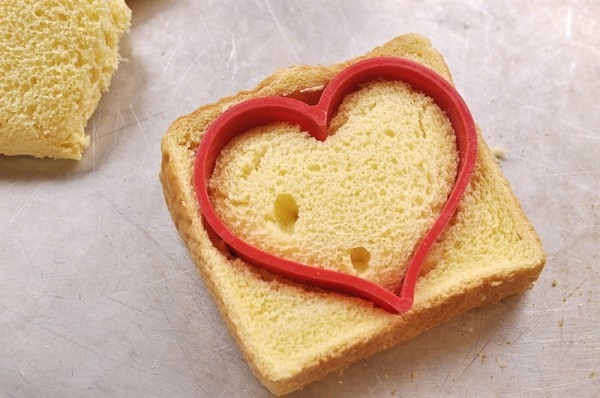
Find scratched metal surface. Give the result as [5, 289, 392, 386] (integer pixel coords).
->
[1, 0, 599, 397]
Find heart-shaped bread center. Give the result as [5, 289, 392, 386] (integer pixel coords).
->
[208, 80, 457, 292]
[195, 57, 477, 313]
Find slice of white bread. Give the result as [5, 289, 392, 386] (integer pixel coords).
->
[160, 34, 546, 395]
[0, 0, 131, 160]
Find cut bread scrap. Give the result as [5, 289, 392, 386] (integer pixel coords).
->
[160, 33, 546, 396]
[0, 0, 131, 160]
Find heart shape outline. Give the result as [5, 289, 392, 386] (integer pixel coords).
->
[194, 57, 477, 314]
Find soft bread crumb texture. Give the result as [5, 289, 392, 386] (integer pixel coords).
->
[0, 0, 131, 160]
[159, 34, 546, 396]
[210, 81, 458, 292]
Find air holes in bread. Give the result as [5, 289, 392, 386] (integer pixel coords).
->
[413, 195, 424, 206]
[274, 193, 299, 232]
[349, 246, 371, 273]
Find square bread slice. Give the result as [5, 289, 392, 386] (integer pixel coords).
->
[0, 0, 131, 160]
[160, 33, 546, 396]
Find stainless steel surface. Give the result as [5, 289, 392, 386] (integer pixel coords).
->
[1, 1, 598, 396]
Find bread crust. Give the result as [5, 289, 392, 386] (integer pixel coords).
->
[160, 33, 545, 396]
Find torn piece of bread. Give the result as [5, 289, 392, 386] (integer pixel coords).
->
[0, 0, 131, 160]
[160, 34, 546, 396]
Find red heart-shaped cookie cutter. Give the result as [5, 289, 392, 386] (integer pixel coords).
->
[194, 57, 477, 314]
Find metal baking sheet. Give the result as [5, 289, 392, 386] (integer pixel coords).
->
[1, 1, 598, 396]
